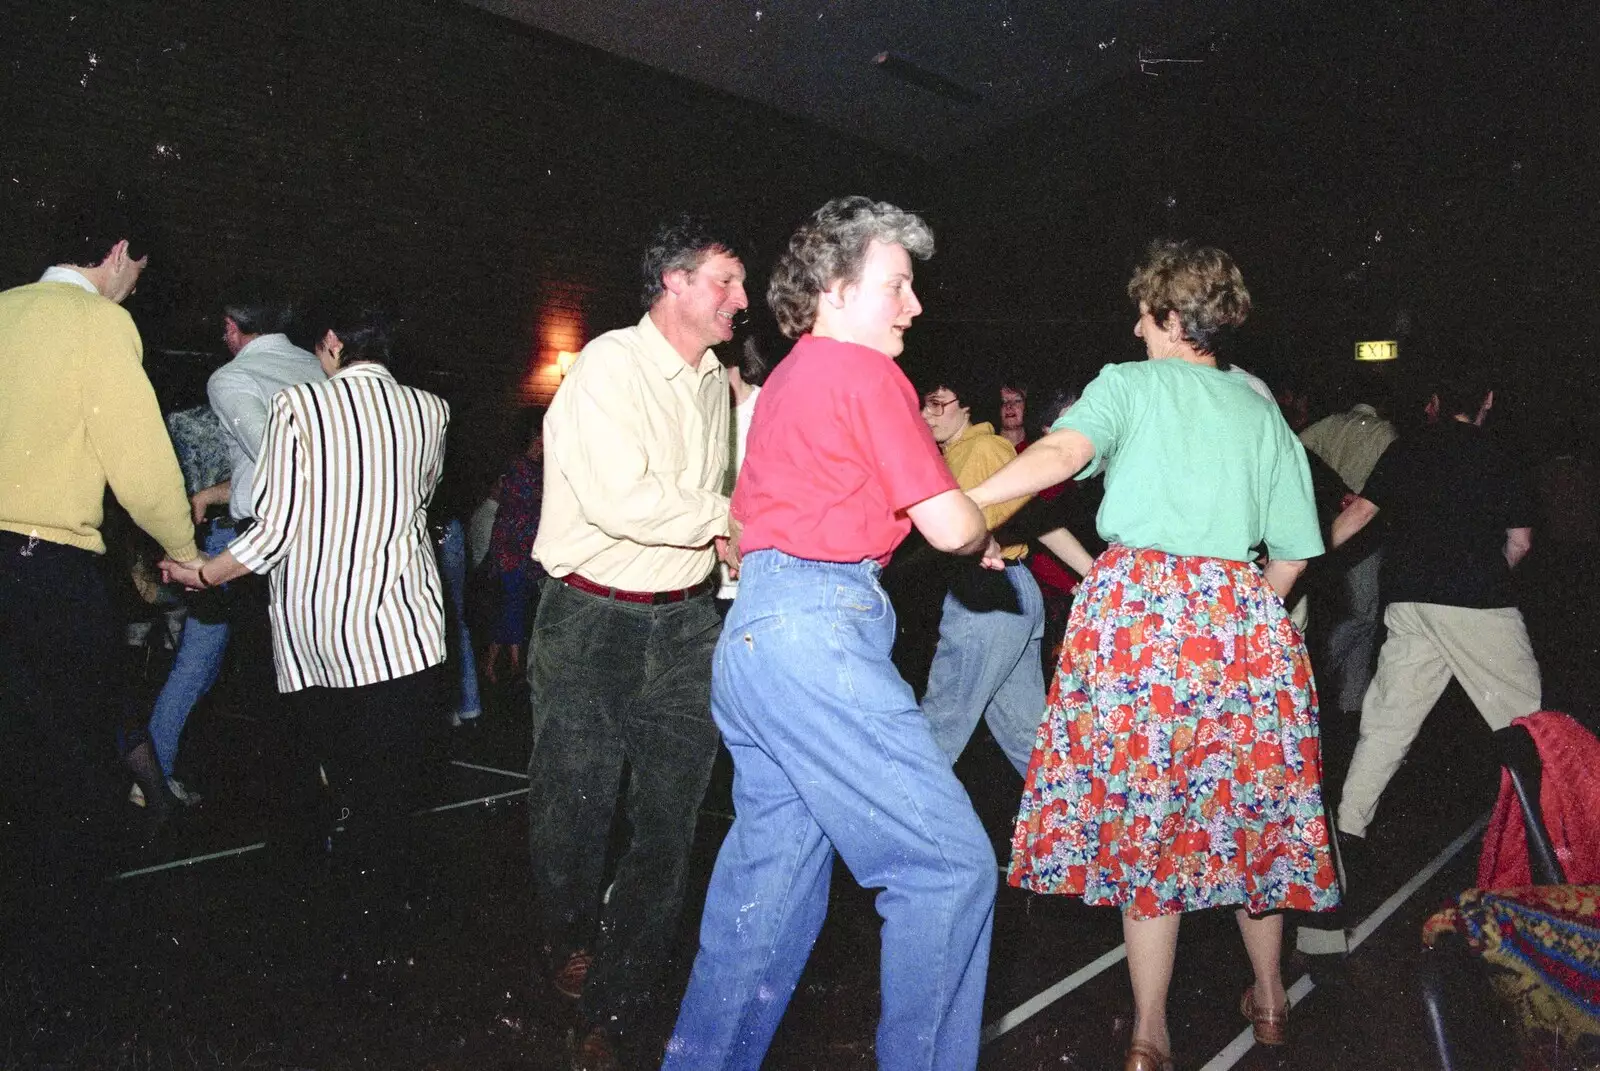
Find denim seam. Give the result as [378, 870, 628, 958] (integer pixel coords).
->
[832, 611, 955, 1070]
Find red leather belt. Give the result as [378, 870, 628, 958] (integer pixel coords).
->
[560, 572, 714, 605]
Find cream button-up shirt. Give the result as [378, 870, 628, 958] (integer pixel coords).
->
[1299, 403, 1398, 494]
[534, 313, 731, 592]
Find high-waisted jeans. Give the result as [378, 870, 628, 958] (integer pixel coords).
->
[664, 550, 996, 1071]
[921, 562, 1046, 776]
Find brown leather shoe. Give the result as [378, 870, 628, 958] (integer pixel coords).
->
[571, 1025, 618, 1071]
[1124, 1040, 1174, 1071]
[1240, 984, 1288, 1046]
[552, 949, 592, 1001]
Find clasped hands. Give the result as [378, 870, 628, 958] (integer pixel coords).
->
[158, 554, 211, 591]
[977, 535, 1007, 571]
[963, 488, 1008, 572]
[712, 514, 744, 579]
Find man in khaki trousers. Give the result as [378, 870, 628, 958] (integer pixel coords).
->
[1328, 377, 1541, 841]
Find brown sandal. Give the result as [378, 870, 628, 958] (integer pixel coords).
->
[1124, 1040, 1174, 1071]
[1240, 985, 1288, 1046]
[552, 949, 593, 1001]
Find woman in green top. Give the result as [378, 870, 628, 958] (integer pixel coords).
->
[971, 241, 1338, 1071]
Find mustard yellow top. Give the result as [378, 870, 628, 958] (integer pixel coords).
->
[942, 421, 1030, 561]
[0, 277, 198, 560]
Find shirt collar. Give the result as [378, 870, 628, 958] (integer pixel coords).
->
[943, 421, 996, 454]
[329, 361, 396, 384]
[235, 333, 295, 361]
[38, 266, 100, 295]
[637, 313, 723, 382]
[1351, 403, 1379, 417]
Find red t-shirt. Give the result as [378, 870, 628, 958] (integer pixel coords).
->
[734, 334, 958, 565]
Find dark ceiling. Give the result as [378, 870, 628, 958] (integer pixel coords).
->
[466, 0, 1596, 425]
[463, 0, 1244, 161]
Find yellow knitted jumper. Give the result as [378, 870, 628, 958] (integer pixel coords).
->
[0, 280, 197, 560]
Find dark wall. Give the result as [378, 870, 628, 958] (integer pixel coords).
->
[6, 0, 1594, 459]
[2, 0, 926, 465]
[924, 0, 1599, 441]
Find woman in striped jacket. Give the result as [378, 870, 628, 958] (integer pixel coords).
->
[163, 299, 450, 903]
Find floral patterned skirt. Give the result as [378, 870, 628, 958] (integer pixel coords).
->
[1009, 545, 1341, 920]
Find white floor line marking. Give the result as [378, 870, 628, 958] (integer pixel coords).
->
[450, 759, 530, 780]
[1199, 973, 1316, 1071]
[445, 762, 730, 825]
[112, 788, 532, 881]
[113, 841, 265, 880]
[985, 812, 1490, 1054]
[1347, 812, 1489, 952]
[109, 786, 745, 883]
[415, 787, 531, 815]
[982, 942, 1129, 1043]
[1195, 811, 1490, 1071]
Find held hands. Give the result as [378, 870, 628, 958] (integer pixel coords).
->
[159, 554, 210, 591]
[977, 536, 1007, 571]
[715, 515, 744, 579]
[714, 537, 739, 579]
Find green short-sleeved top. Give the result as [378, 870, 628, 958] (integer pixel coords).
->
[1053, 360, 1325, 562]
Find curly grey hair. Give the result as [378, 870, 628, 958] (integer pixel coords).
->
[767, 196, 934, 339]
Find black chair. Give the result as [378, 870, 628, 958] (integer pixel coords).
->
[1491, 725, 1567, 886]
[1418, 724, 1567, 1071]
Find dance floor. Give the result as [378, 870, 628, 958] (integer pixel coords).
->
[6, 646, 1537, 1071]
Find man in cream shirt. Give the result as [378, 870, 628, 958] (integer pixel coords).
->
[527, 215, 743, 1071]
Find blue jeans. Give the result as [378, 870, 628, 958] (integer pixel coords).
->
[146, 518, 238, 774]
[921, 563, 1047, 776]
[435, 519, 481, 720]
[664, 550, 995, 1071]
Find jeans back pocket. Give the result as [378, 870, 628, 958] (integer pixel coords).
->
[831, 582, 887, 621]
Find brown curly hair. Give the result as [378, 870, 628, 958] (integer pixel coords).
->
[1127, 240, 1251, 356]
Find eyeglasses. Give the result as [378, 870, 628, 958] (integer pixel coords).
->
[921, 396, 958, 415]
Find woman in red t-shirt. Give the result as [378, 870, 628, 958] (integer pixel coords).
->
[663, 198, 1001, 1071]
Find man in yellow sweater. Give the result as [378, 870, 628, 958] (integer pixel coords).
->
[0, 194, 201, 921]
[918, 369, 1047, 776]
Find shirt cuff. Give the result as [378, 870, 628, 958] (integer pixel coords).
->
[164, 540, 200, 563]
[228, 527, 276, 573]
